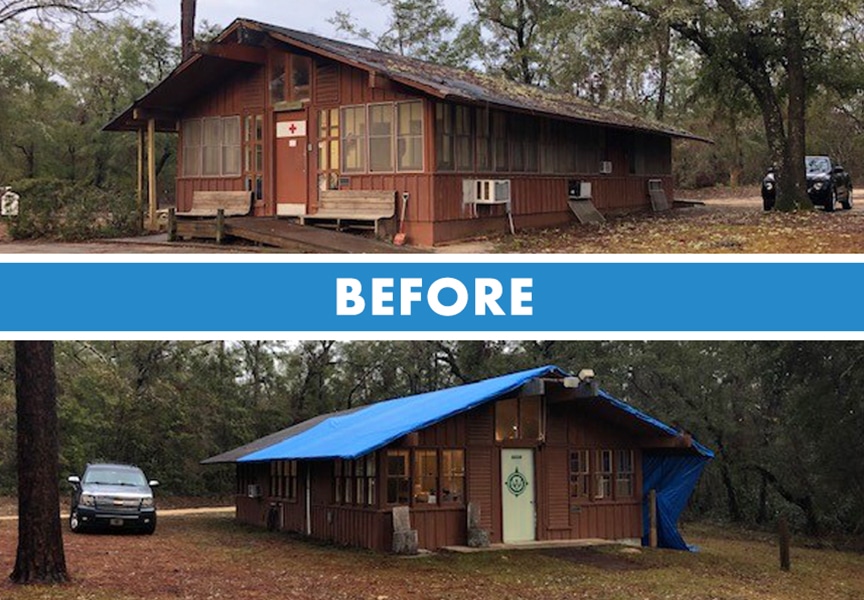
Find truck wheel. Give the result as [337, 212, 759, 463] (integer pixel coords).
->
[70, 510, 83, 533]
[842, 187, 853, 210]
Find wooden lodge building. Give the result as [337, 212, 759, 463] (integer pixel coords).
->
[106, 19, 706, 246]
[203, 366, 712, 552]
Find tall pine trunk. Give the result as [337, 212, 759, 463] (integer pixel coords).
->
[779, 1, 810, 210]
[11, 341, 69, 585]
[181, 0, 197, 61]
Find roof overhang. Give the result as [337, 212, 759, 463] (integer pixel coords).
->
[104, 38, 267, 132]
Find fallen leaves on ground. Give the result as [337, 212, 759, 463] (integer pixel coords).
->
[2, 517, 864, 600]
[496, 202, 864, 253]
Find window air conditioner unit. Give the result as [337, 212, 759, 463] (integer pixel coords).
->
[474, 179, 511, 204]
[568, 180, 592, 200]
[599, 161, 613, 174]
[247, 484, 262, 499]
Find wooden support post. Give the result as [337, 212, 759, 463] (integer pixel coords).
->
[147, 118, 157, 232]
[167, 208, 176, 242]
[137, 128, 145, 229]
[778, 516, 791, 571]
[216, 208, 225, 244]
[649, 489, 658, 548]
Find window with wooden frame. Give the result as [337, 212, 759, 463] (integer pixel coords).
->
[341, 105, 367, 173]
[386, 450, 411, 505]
[435, 102, 454, 171]
[182, 116, 241, 178]
[344, 459, 355, 504]
[396, 101, 423, 171]
[269, 460, 298, 500]
[475, 107, 491, 172]
[354, 458, 366, 505]
[334, 460, 344, 503]
[494, 397, 543, 442]
[492, 111, 509, 172]
[569, 449, 590, 499]
[270, 54, 312, 104]
[318, 108, 340, 190]
[243, 113, 264, 200]
[594, 449, 613, 500]
[413, 450, 438, 504]
[236, 463, 256, 495]
[365, 453, 377, 505]
[290, 55, 311, 102]
[369, 103, 395, 172]
[615, 449, 634, 498]
[181, 119, 202, 177]
[441, 449, 465, 503]
[454, 105, 474, 171]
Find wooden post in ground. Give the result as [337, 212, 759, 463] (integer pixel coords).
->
[216, 208, 225, 244]
[147, 118, 157, 231]
[167, 208, 177, 242]
[779, 516, 791, 571]
[649, 489, 658, 548]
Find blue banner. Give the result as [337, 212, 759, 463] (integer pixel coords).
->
[0, 261, 859, 332]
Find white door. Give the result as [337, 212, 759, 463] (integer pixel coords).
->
[501, 449, 536, 543]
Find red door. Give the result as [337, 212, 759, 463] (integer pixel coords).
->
[275, 110, 308, 215]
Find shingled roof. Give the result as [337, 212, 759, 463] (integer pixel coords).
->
[239, 19, 705, 142]
[106, 17, 707, 141]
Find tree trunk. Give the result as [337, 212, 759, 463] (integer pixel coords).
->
[655, 21, 671, 121]
[11, 341, 69, 585]
[181, 0, 197, 61]
[780, 1, 810, 210]
[720, 462, 744, 522]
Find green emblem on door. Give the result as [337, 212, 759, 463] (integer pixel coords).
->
[505, 468, 528, 497]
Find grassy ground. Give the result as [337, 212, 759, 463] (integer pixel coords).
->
[1, 515, 862, 600]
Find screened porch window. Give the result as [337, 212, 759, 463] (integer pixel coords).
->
[616, 449, 634, 498]
[369, 103, 395, 172]
[182, 116, 241, 178]
[397, 101, 423, 171]
[341, 106, 367, 173]
[386, 450, 411, 504]
[595, 449, 613, 499]
[413, 450, 438, 504]
[269, 460, 297, 500]
[569, 449, 590, 499]
[441, 449, 465, 503]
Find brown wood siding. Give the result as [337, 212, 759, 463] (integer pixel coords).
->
[542, 446, 571, 532]
[176, 65, 265, 212]
[429, 172, 673, 245]
[412, 507, 467, 549]
[315, 62, 340, 105]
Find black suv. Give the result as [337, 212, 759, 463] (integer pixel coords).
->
[762, 155, 853, 211]
[67, 463, 159, 534]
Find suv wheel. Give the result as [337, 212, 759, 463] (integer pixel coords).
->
[826, 189, 837, 212]
[70, 510, 83, 533]
[842, 187, 853, 210]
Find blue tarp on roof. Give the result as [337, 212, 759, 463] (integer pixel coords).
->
[239, 365, 566, 462]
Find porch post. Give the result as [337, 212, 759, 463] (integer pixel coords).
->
[137, 128, 145, 228]
[147, 117, 157, 231]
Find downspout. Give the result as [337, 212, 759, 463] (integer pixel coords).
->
[305, 464, 312, 536]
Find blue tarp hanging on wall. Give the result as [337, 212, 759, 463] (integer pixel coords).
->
[642, 452, 712, 551]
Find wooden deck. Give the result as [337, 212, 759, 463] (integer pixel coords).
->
[220, 217, 418, 253]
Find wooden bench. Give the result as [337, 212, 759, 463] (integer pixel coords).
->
[301, 190, 396, 236]
[169, 190, 253, 243]
[178, 190, 253, 217]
